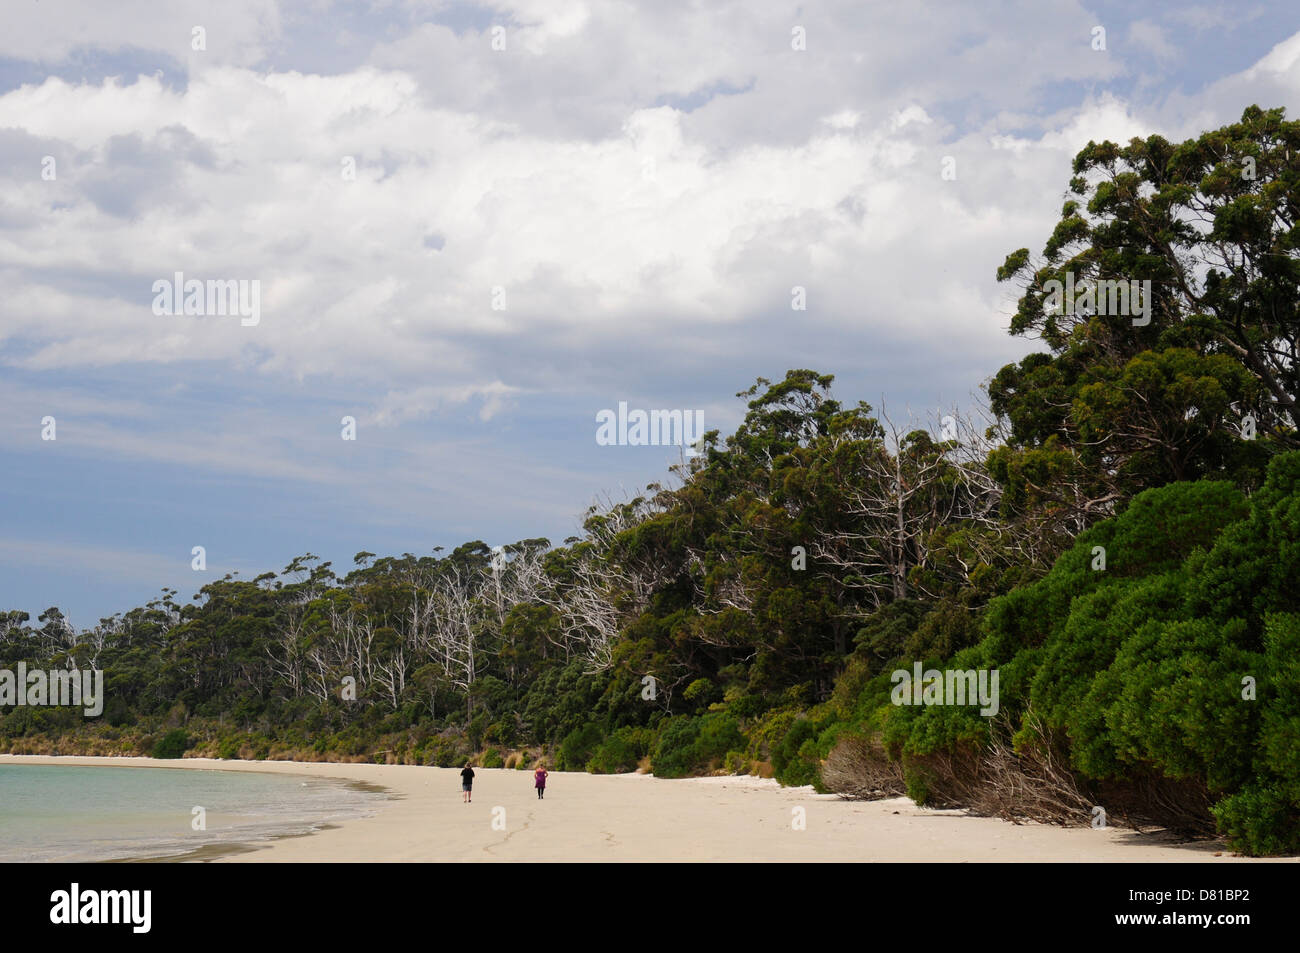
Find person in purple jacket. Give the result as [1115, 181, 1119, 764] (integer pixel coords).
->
[534, 763, 548, 799]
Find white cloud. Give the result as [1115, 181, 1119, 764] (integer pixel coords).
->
[1, 21, 1297, 440]
[0, 66, 1052, 392]
[1129, 20, 1179, 63]
[1242, 30, 1300, 79]
[0, 0, 283, 67]
[891, 105, 932, 130]
[371, 381, 525, 425]
[4, 4, 1300, 626]
[823, 110, 862, 130]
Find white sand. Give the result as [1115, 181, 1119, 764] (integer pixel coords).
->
[1, 754, 1286, 862]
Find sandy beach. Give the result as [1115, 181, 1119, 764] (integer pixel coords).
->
[3, 754, 1289, 862]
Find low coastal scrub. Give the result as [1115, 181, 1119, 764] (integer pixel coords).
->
[650, 713, 746, 779]
[808, 460, 1300, 856]
[151, 729, 191, 759]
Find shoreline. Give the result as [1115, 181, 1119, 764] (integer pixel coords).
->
[0, 755, 392, 863]
[1, 754, 1291, 862]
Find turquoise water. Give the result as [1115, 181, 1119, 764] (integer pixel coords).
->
[0, 764, 384, 862]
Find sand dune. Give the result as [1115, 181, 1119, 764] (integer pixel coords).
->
[1, 755, 1283, 862]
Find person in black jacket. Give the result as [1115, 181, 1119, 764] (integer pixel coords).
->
[461, 762, 475, 803]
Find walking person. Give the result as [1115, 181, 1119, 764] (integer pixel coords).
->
[534, 763, 548, 800]
[461, 761, 475, 803]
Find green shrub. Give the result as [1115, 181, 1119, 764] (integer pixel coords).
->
[879, 460, 1300, 851]
[485, 720, 517, 748]
[1212, 783, 1300, 856]
[588, 726, 651, 774]
[152, 728, 190, 760]
[682, 678, 720, 712]
[651, 716, 701, 778]
[651, 713, 747, 778]
[695, 712, 745, 768]
[433, 741, 460, 768]
[723, 751, 751, 774]
[481, 747, 504, 768]
[558, 723, 603, 771]
[771, 715, 817, 785]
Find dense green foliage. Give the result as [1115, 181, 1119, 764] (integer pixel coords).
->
[799, 459, 1300, 855]
[152, 728, 191, 760]
[3, 106, 1298, 854]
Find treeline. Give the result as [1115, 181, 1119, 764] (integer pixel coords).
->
[4, 106, 1299, 855]
[0, 373, 1013, 775]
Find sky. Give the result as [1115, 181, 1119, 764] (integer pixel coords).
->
[1, 0, 1299, 626]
